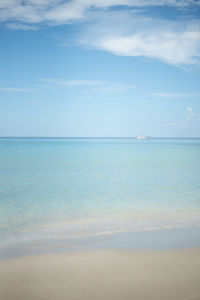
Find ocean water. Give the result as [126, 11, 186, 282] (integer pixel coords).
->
[0, 138, 200, 254]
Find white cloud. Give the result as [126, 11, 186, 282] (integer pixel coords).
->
[78, 9, 200, 65]
[1, 1, 200, 66]
[1, 0, 199, 24]
[93, 31, 200, 65]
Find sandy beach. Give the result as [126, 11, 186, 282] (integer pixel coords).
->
[1, 248, 200, 300]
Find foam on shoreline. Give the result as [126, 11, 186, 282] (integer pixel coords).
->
[1, 227, 200, 260]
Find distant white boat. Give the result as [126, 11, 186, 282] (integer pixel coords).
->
[136, 135, 150, 140]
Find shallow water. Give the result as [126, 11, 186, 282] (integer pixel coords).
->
[0, 137, 200, 252]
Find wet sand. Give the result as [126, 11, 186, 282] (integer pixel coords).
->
[1, 248, 200, 300]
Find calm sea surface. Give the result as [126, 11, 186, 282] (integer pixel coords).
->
[0, 138, 200, 253]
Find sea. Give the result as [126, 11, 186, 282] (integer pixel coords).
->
[0, 137, 200, 257]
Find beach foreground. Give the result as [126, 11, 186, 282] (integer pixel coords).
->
[1, 249, 200, 300]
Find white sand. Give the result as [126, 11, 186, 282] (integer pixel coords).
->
[0, 249, 200, 300]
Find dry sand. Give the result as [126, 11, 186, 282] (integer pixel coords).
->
[0, 249, 200, 300]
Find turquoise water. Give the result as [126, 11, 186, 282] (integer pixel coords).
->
[0, 138, 200, 252]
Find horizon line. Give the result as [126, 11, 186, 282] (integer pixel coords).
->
[0, 136, 200, 139]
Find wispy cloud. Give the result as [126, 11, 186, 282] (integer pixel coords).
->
[42, 78, 104, 87]
[6, 23, 38, 30]
[150, 92, 200, 98]
[89, 31, 200, 65]
[1, 1, 199, 25]
[162, 107, 200, 126]
[41, 78, 135, 92]
[78, 9, 200, 66]
[90, 84, 135, 93]
[0, 87, 35, 92]
[55, 79, 104, 87]
[2, 1, 200, 66]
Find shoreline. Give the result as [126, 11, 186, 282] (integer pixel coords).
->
[1, 227, 200, 299]
[1, 227, 200, 260]
[1, 248, 200, 300]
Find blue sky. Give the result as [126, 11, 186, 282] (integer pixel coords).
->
[0, 0, 200, 137]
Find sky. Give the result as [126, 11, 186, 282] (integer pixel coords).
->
[0, 0, 200, 137]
